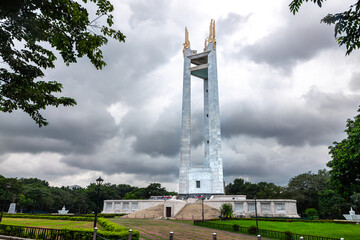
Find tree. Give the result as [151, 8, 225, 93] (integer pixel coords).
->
[350, 192, 360, 212]
[225, 178, 257, 197]
[124, 183, 169, 200]
[17, 194, 34, 213]
[282, 169, 330, 216]
[318, 189, 345, 219]
[328, 107, 360, 200]
[256, 181, 283, 199]
[0, 176, 23, 212]
[289, 0, 360, 55]
[116, 184, 136, 199]
[22, 184, 53, 212]
[226, 178, 283, 199]
[0, 0, 125, 127]
[220, 203, 233, 218]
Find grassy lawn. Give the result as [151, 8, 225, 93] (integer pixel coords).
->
[212, 219, 360, 239]
[1, 217, 102, 230]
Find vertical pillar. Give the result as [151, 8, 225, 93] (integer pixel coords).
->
[204, 79, 209, 167]
[179, 47, 192, 194]
[206, 41, 224, 194]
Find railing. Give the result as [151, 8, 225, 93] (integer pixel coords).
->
[194, 220, 340, 240]
[0, 224, 66, 239]
[0, 224, 136, 240]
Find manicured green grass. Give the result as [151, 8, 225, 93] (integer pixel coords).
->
[1, 217, 102, 230]
[212, 219, 360, 239]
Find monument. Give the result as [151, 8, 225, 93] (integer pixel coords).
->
[179, 19, 224, 196]
[7, 203, 16, 214]
[58, 206, 69, 214]
[343, 207, 360, 221]
[102, 20, 299, 219]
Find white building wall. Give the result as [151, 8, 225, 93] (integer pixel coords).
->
[103, 196, 299, 218]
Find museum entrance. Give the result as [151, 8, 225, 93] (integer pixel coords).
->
[166, 207, 171, 217]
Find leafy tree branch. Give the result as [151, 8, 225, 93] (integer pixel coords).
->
[289, 0, 360, 55]
[0, 0, 125, 127]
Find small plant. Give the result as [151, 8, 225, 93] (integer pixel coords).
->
[248, 225, 257, 234]
[305, 208, 319, 220]
[232, 224, 239, 231]
[220, 203, 233, 218]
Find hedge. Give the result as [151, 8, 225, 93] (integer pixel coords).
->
[0, 224, 139, 240]
[0, 215, 139, 240]
[2, 213, 124, 219]
[2, 214, 94, 221]
[98, 218, 128, 231]
[222, 217, 358, 224]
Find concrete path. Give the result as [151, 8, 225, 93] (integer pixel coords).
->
[0, 236, 32, 240]
[111, 218, 268, 240]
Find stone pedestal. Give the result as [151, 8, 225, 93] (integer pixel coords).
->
[8, 203, 16, 214]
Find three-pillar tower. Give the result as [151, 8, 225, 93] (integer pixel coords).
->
[179, 20, 224, 196]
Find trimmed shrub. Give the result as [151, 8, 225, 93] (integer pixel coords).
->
[98, 230, 140, 240]
[98, 218, 127, 231]
[305, 208, 319, 220]
[232, 224, 239, 231]
[247, 225, 257, 234]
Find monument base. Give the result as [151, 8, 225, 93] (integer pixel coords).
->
[103, 195, 299, 219]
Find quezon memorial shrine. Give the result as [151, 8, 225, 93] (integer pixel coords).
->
[102, 20, 299, 219]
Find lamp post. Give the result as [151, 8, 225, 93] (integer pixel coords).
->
[254, 195, 259, 234]
[0, 183, 11, 223]
[201, 197, 205, 222]
[82, 199, 86, 214]
[93, 177, 103, 240]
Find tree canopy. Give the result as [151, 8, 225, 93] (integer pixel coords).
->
[0, 176, 172, 213]
[225, 178, 283, 199]
[289, 0, 360, 55]
[281, 169, 330, 216]
[328, 107, 360, 200]
[0, 0, 125, 127]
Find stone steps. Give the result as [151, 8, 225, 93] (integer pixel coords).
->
[174, 200, 220, 220]
[121, 203, 164, 219]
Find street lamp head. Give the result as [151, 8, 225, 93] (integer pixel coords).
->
[6, 183, 11, 189]
[96, 177, 103, 186]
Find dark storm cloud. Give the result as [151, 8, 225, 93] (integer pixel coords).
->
[0, 105, 118, 155]
[0, 0, 181, 156]
[221, 88, 360, 147]
[60, 148, 178, 177]
[1, 0, 358, 188]
[132, 126, 180, 157]
[130, 110, 204, 157]
[220, 134, 330, 185]
[224, 153, 271, 177]
[237, 8, 336, 71]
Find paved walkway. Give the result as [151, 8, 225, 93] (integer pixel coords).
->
[111, 218, 267, 240]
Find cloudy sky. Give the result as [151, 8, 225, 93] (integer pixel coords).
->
[1, 0, 360, 192]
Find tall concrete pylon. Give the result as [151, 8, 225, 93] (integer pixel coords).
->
[179, 20, 224, 196]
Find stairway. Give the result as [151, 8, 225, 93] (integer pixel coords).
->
[122, 203, 164, 219]
[174, 200, 220, 220]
